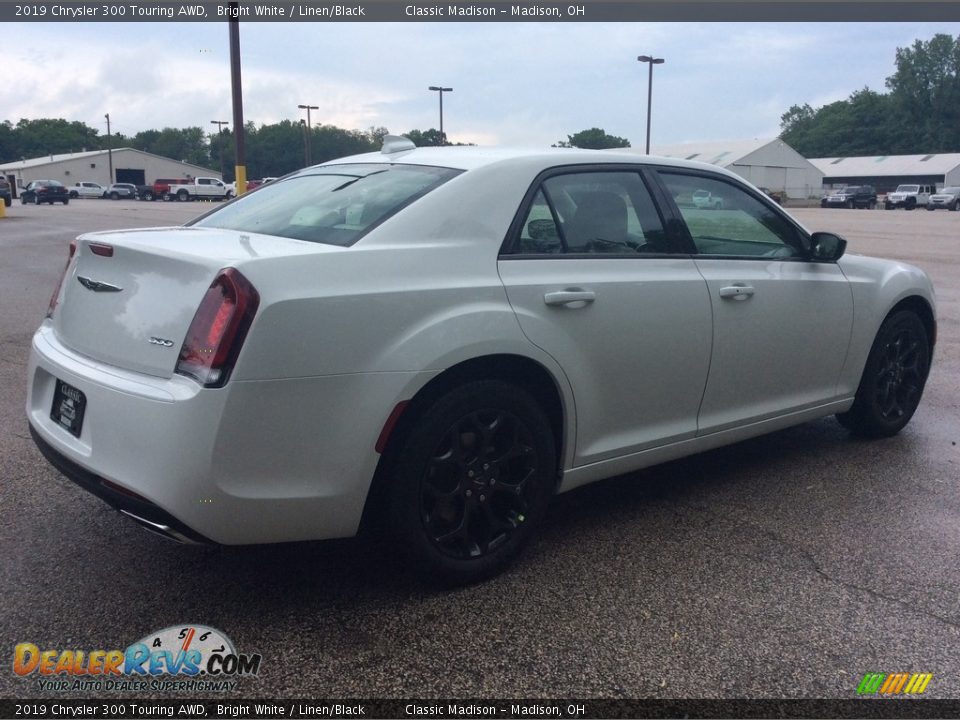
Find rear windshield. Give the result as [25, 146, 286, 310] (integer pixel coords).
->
[190, 163, 462, 246]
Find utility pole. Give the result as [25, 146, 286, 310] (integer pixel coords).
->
[104, 113, 113, 184]
[228, 7, 246, 195]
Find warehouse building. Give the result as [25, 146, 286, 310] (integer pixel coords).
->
[0, 148, 218, 193]
[810, 154, 960, 194]
[617, 137, 823, 200]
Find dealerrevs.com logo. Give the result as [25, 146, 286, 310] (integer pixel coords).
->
[13, 625, 261, 692]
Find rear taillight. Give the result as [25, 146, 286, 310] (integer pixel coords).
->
[46, 239, 77, 318]
[175, 268, 259, 388]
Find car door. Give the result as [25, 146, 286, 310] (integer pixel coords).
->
[653, 169, 854, 434]
[498, 167, 713, 466]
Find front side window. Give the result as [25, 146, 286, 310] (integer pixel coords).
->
[512, 171, 669, 255]
[191, 163, 461, 246]
[660, 172, 804, 259]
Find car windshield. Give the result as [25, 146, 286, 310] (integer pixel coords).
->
[939, 187, 960, 194]
[190, 163, 462, 246]
[842, 187, 860, 193]
[895, 185, 919, 193]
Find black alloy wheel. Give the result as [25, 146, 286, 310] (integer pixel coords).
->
[388, 381, 556, 584]
[837, 310, 930, 438]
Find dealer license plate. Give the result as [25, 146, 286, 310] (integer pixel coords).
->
[51, 379, 86, 438]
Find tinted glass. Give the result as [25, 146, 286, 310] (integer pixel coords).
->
[513, 171, 668, 255]
[191, 164, 461, 246]
[662, 172, 803, 258]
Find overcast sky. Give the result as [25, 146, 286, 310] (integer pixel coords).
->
[5, 20, 960, 148]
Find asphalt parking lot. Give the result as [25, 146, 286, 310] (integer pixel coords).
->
[0, 199, 958, 701]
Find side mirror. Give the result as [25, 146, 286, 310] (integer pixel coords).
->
[809, 231, 847, 262]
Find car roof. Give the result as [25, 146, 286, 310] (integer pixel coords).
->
[315, 145, 743, 179]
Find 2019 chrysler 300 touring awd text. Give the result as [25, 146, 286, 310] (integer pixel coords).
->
[27, 138, 936, 584]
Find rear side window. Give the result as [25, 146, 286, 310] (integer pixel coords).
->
[190, 164, 461, 246]
[510, 171, 669, 255]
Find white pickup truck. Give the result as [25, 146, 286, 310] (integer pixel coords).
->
[166, 177, 230, 202]
[68, 181, 106, 199]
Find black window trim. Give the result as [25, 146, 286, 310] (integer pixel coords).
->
[499, 163, 690, 260]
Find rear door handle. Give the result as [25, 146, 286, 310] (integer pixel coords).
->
[543, 290, 596, 306]
[718, 285, 755, 300]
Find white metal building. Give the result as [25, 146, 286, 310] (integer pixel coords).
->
[616, 138, 823, 200]
[809, 154, 960, 194]
[0, 148, 219, 191]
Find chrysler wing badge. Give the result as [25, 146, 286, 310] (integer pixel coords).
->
[77, 276, 123, 293]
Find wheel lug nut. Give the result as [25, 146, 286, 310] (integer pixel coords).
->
[466, 490, 472, 497]
[468, 471, 474, 477]
[483, 463, 489, 470]
[480, 495, 485, 502]
[489, 479, 495, 486]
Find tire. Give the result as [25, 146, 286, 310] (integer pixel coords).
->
[386, 380, 556, 585]
[110, 192, 119, 200]
[952, 201, 959, 212]
[20, 196, 27, 205]
[143, 190, 154, 201]
[69, 191, 78, 199]
[869, 200, 877, 209]
[837, 310, 930, 438]
[177, 190, 189, 202]
[906, 198, 916, 211]
[847, 200, 854, 209]
[3, 197, 10, 207]
[34, 195, 41, 205]
[927, 205, 935, 211]
[62, 198, 69, 205]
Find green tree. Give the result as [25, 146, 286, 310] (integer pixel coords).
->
[10, 118, 101, 157]
[554, 128, 631, 149]
[886, 33, 960, 151]
[780, 33, 960, 156]
[404, 128, 445, 147]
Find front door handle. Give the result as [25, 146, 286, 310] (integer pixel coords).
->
[718, 285, 755, 300]
[543, 289, 596, 307]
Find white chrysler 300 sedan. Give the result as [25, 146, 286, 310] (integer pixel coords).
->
[27, 139, 936, 583]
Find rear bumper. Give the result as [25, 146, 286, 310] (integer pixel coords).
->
[27, 324, 426, 545]
[29, 424, 210, 544]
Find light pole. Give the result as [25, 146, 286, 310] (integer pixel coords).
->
[637, 55, 664, 154]
[428, 86, 452, 145]
[228, 8, 247, 196]
[104, 113, 113, 184]
[210, 120, 228, 181]
[297, 104, 318, 165]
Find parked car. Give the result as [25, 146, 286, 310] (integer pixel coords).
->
[926, 186, 960, 211]
[21, 180, 69, 205]
[821, 185, 877, 209]
[28, 141, 936, 584]
[69, 182, 105, 199]
[138, 178, 190, 201]
[0, 176, 11, 207]
[105, 183, 138, 200]
[885, 184, 934, 210]
[691, 188, 723, 209]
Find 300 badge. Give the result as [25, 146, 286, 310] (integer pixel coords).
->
[126, 625, 261, 676]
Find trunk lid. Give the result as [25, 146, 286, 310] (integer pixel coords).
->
[53, 226, 333, 378]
